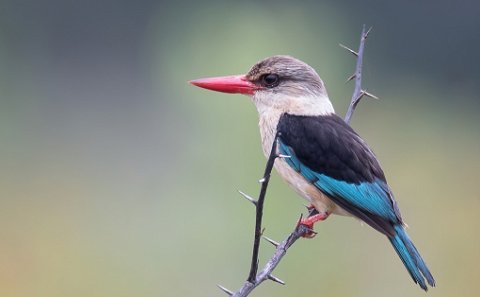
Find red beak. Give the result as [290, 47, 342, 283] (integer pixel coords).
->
[189, 75, 258, 95]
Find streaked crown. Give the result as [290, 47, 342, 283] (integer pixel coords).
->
[246, 55, 333, 117]
[246, 55, 327, 97]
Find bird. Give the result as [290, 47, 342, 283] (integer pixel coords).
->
[190, 55, 435, 290]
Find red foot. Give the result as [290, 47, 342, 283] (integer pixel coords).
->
[298, 209, 329, 238]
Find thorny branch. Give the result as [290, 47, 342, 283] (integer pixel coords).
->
[342, 25, 378, 124]
[246, 134, 282, 283]
[217, 25, 378, 297]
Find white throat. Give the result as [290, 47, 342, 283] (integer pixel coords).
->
[253, 92, 334, 117]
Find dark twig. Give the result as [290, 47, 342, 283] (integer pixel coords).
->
[247, 133, 282, 282]
[218, 26, 374, 296]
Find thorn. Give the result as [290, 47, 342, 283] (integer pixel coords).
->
[217, 284, 233, 296]
[268, 274, 286, 285]
[355, 92, 365, 103]
[263, 236, 279, 247]
[238, 190, 257, 205]
[364, 26, 373, 39]
[297, 213, 304, 222]
[363, 90, 379, 100]
[339, 43, 358, 56]
[258, 177, 266, 183]
[277, 154, 291, 159]
[345, 73, 356, 83]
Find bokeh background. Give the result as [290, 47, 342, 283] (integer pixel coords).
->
[0, 1, 479, 296]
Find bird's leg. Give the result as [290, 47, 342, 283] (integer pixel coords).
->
[298, 205, 329, 238]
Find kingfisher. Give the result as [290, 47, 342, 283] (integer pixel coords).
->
[190, 55, 435, 290]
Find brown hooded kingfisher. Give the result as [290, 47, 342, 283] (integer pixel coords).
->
[190, 55, 435, 291]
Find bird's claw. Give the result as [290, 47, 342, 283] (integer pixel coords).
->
[297, 209, 329, 238]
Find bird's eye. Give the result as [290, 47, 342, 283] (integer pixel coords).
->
[261, 74, 280, 88]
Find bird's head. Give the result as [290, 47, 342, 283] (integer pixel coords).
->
[190, 55, 334, 116]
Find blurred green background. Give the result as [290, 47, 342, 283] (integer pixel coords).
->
[0, 1, 479, 296]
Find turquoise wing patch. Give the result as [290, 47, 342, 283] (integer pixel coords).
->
[279, 141, 397, 221]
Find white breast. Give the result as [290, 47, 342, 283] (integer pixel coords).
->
[257, 108, 349, 216]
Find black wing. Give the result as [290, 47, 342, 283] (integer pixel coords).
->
[277, 113, 402, 236]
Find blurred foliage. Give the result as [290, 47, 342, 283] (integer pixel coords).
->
[0, 1, 479, 297]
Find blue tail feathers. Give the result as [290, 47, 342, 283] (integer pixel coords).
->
[389, 225, 435, 291]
